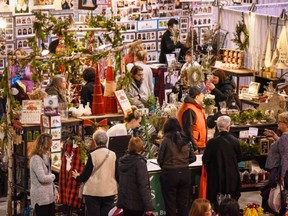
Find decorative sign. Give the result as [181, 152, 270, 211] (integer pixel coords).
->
[114, 90, 131, 113]
[21, 100, 42, 124]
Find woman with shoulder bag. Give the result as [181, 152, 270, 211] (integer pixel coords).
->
[157, 117, 196, 216]
[72, 129, 118, 216]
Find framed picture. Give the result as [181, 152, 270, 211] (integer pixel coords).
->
[6, 44, 14, 54]
[15, 0, 29, 14]
[33, 0, 56, 10]
[78, 0, 97, 10]
[61, 0, 74, 10]
[259, 138, 269, 155]
[146, 51, 158, 63]
[137, 19, 158, 31]
[51, 140, 61, 153]
[15, 16, 34, 26]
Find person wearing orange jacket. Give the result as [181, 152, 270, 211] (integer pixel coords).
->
[177, 86, 207, 153]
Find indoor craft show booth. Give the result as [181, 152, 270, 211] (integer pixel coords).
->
[0, 0, 287, 215]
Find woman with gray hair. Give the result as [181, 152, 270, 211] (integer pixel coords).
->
[72, 129, 118, 216]
[45, 74, 67, 103]
[202, 115, 242, 212]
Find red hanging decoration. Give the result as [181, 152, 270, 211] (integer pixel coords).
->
[103, 55, 118, 114]
[92, 64, 105, 115]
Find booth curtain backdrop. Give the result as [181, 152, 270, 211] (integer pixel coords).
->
[219, 3, 288, 81]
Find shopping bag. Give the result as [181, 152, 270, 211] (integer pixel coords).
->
[199, 165, 207, 198]
[268, 183, 281, 213]
[108, 207, 123, 216]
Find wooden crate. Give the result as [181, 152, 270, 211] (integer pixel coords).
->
[217, 48, 245, 68]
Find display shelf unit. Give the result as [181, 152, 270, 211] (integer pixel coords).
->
[12, 118, 83, 214]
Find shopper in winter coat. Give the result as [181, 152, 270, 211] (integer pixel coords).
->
[157, 117, 196, 216]
[202, 116, 242, 212]
[29, 133, 59, 216]
[206, 69, 237, 110]
[45, 74, 67, 103]
[117, 137, 154, 216]
[80, 67, 95, 108]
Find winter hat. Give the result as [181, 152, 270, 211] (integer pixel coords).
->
[188, 86, 202, 99]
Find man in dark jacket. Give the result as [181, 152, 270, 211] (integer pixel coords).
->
[81, 67, 95, 108]
[202, 115, 242, 211]
[159, 18, 185, 64]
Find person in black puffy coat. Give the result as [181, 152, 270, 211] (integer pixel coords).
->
[117, 137, 154, 216]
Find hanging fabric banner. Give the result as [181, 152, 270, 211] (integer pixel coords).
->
[272, 26, 288, 69]
[264, 26, 272, 68]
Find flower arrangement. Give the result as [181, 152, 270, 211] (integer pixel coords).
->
[203, 94, 216, 107]
[243, 203, 264, 216]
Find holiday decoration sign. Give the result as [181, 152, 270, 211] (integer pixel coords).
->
[21, 100, 42, 124]
[114, 90, 131, 113]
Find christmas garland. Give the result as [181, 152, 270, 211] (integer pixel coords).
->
[231, 21, 249, 50]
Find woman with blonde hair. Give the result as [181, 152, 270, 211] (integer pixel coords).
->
[189, 198, 214, 216]
[45, 74, 67, 103]
[29, 133, 59, 216]
[124, 42, 145, 65]
[117, 137, 154, 216]
[107, 106, 142, 138]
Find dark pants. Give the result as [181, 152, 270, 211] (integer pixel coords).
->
[34, 202, 55, 216]
[160, 168, 190, 216]
[123, 209, 144, 216]
[84, 195, 115, 216]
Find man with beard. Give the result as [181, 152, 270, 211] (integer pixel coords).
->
[125, 65, 148, 108]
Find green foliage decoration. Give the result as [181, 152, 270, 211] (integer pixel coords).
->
[231, 21, 249, 50]
[239, 139, 259, 157]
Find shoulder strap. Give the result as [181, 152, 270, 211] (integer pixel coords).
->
[91, 150, 110, 176]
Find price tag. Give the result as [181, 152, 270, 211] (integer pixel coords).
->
[249, 127, 258, 137]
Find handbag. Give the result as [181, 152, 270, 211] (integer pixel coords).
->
[268, 183, 281, 213]
[78, 150, 110, 198]
[108, 207, 123, 216]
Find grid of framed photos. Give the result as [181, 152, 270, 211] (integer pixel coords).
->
[14, 14, 35, 51]
[116, 0, 214, 62]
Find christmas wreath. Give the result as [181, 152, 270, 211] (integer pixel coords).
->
[231, 21, 249, 50]
[186, 66, 204, 86]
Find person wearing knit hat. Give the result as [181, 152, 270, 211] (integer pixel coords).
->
[177, 86, 207, 152]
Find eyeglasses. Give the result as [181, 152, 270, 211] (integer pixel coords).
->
[136, 73, 144, 77]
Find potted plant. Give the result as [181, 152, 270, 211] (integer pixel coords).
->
[229, 113, 240, 125]
[203, 94, 216, 115]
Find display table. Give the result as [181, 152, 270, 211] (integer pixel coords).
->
[211, 66, 255, 94]
[240, 98, 260, 109]
[148, 155, 202, 215]
[77, 113, 124, 122]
